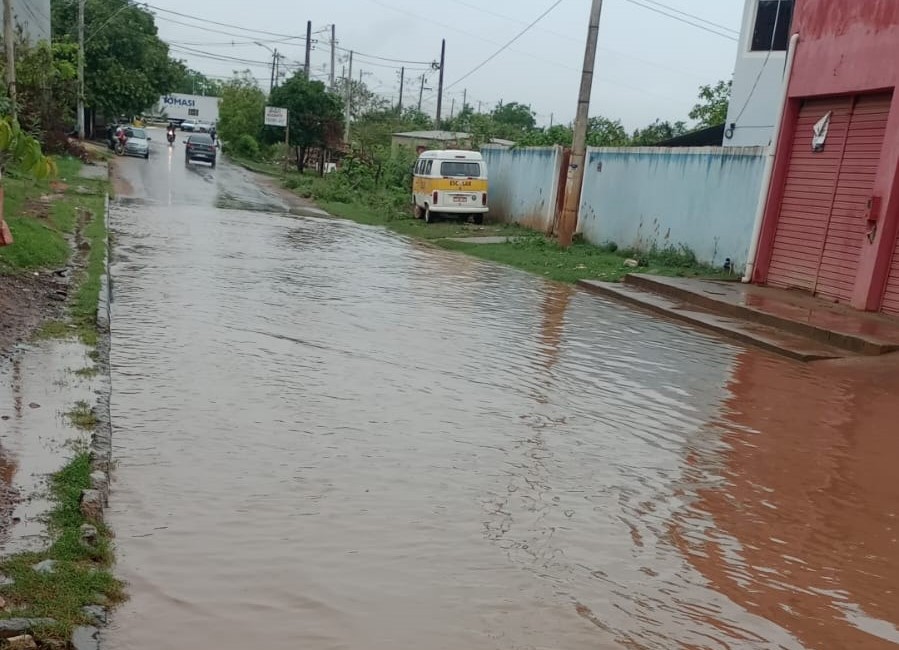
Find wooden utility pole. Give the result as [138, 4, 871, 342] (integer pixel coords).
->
[330, 25, 336, 89]
[3, 0, 18, 122]
[343, 50, 353, 143]
[435, 39, 446, 125]
[558, 0, 604, 247]
[75, 0, 84, 136]
[397, 66, 405, 113]
[304, 21, 312, 79]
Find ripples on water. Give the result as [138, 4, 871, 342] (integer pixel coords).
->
[106, 203, 899, 650]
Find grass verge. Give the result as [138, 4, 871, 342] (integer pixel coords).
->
[0, 451, 124, 641]
[1, 156, 109, 346]
[233, 154, 730, 284]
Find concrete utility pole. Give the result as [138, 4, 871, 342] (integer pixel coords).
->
[75, 0, 85, 136]
[344, 50, 353, 143]
[558, 0, 604, 247]
[397, 66, 405, 113]
[462, 88, 467, 110]
[269, 49, 278, 94]
[417, 74, 427, 112]
[450, 97, 455, 120]
[330, 24, 336, 89]
[304, 21, 312, 79]
[435, 39, 446, 125]
[3, 0, 18, 122]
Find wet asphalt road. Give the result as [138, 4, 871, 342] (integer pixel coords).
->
[104, 129, 899, 650]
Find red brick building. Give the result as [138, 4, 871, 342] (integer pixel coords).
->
[753, 1, 899, 315]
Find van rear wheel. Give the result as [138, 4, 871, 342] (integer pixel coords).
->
[473, 214, 484, 225]
[414, 203, 423, 220]
[424, 206, 434, 224]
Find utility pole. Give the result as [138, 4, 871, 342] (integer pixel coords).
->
[330, 24, 336, 89]
[344, 50, 353, 144]
[269, 49, 278, 94]
[75, 0, 84, 135]
[450, 98, 455, 120]
[462, 88, 467, 110]
[558, 0, 603, 247]
[304, 21, 312, 79]
[417, 74, 427, 112]
[397, 66, 405, 114]
[477, 100, 481, 113]
[2, 0, 16, 122]
[435, 39, 446, 125]
[550, 113, 554, 128]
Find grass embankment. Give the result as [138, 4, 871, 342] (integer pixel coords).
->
[0, 156, 109, 345]
[0, 157, 120, 641]
[233, 155, 729, 284]
[0, 451, 124, 640]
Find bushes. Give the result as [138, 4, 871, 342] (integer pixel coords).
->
[231, 134, 261, 160]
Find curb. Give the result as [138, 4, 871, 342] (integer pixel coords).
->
[77, 191, 113, 650]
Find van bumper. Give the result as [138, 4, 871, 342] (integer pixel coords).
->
[435, 206, 489, 214]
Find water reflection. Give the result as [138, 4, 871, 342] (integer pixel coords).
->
[674, 352, 899, 649]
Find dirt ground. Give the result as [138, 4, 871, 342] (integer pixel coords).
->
[0, 271, 68, 361]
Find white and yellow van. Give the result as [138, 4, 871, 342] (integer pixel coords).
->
[412, 150, 489, 224]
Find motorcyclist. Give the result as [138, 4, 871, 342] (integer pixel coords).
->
[167, 122, 177, 144]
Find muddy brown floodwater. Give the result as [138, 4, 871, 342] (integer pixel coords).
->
[104, 132, 899, 650]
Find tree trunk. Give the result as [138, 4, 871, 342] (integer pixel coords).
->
[298, 146, 307, 173]
[318, 148, 326, 177]
[294, 146, 301, 172]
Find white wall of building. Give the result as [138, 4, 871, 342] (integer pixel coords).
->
[723, 0, 789, 147]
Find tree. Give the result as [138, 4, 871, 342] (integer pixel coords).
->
[171, 67, 224, 97]
[267, 72, 343, 172]
[52, 0, 182, 119]
[631, 119, 689, 145]
[689, 80, 732, 128]
[586, 116, 629, 147]
[490, 101, 536, 137]
[333, 77, 389, 120]
[217, 72, 265, 148]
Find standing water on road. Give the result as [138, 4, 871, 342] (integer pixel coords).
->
[105, 139, 899, 650]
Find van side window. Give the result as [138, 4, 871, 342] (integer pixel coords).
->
[414, 160, 421, 174]
[425, 160, 433, 175]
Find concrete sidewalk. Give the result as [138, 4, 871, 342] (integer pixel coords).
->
[579, 275, 899, 362]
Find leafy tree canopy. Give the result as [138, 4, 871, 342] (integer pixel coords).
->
[266, 73, 344, 150]
[52, 0, 182, 117]
[217, 71, 266, 145]
[689, 79, 732, 128]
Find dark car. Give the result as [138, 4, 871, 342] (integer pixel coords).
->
[185, 134, 217, 168]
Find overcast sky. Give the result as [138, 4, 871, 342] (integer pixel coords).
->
[150, 0, 746, 130]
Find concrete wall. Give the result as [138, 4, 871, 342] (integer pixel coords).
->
[723, 0, 789, 147]
[6, 0, 51, 43]
[481, 145, 562, 232]
[579, 147, 767, 270]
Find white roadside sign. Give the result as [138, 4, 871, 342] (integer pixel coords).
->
[264, 106, 288, 127]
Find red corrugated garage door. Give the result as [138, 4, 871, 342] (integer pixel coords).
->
[767, 93, 892, 303]
[882, 238, 899, 315]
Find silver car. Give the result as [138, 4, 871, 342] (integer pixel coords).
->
[124, 127, 151, 159]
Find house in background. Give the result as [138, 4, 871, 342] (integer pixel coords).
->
[723, 0, 795, 147]
[752, 0, 899, 315]
[391, 131, 473, 153]
[3, 0, 51, 43]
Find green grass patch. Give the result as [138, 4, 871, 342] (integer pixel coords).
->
[35, 320, 74, 339]
[73, 366, 100, 379]
[70, 192, 106, 347]
[0, 451, 124, 641]
[66, 401, 98, 430]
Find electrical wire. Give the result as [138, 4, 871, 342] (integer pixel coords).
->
[631, 0, 739, 35]
[730, 0, 788, 127]
[623, 0, 738, 41]
[445, 0, 563, 91]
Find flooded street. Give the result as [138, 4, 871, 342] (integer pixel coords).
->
[105, 131, 899, 650]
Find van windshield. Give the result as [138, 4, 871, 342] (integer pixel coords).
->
[441, 161, 481, 177]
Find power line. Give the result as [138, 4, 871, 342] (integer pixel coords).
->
[622, 0, 738, 41]
[445, 0, 564, 91]
[632, 0, 739, 35]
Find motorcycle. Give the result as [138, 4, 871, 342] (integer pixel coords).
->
[114, 134, 127, 156]
[167, 130, 176, 146]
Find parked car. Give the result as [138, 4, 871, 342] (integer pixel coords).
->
[180, 120, 196, 132]
[195, 121, 211, 133]
[123, 127, 151, 159]
[184, 133, 217, 168]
